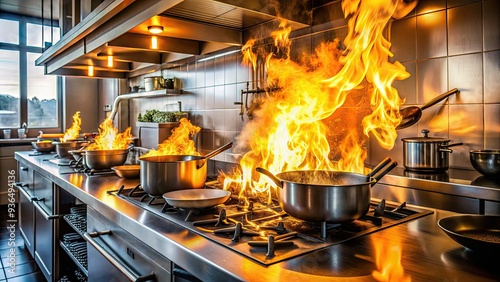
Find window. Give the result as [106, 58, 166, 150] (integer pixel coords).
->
[0, 13, 61, 136]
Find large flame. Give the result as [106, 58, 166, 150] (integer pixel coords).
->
[224, 0, 411, 201]
[372, 236, 411, 282]
[61, 111, 81, 142]
[141, 118, 201, 157]
[86, 118, 132, 150]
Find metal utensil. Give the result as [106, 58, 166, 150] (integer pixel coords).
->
[469, 150, 500, 177]
[438, 215, 500, 253]
[397, 88, 459, 130]
[112, 165, 141, 179]
[162, 189, 231, 209]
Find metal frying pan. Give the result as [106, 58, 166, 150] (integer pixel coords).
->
[162, 189, 231, 209]
[438, 215, 500, 253]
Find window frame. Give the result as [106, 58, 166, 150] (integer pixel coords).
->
[0, 12, 63, 137]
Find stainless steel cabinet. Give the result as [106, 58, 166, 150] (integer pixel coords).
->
[17, 165, 75, 282]
[1, 145, 31, 205]
[17, 161, 35, 257]
[33, 171, 56, 282]
[85, 207, 172, 281]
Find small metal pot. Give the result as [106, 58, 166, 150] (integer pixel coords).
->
[54, 141, 88, 158]
[402, 129, 463, 172]
[83, 149, 129, 170]
[144, 76, 165, 91]
[139, 142, 233, 196]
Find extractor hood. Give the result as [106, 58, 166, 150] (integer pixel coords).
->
[36, 0, 311, 78]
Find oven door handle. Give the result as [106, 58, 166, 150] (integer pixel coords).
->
[15, 183, 32, 200]
[83, 232, 156, 282]
[33, 200, 61, 220]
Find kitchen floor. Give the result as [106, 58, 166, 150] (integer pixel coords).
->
[0, 205, 46, 282]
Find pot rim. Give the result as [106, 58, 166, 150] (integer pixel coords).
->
[139, 154, 204, 163]
[275, 170, 373, 187]
[83, 149, 129, 155]
[470, 149, 500, 155]
[401, 137, 451, 143]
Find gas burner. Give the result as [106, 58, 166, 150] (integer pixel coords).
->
[84, 168, 115, 177]
[106, 182, 434, 266]
[114, 185, 165, 206]
[48, 157, 73, 166]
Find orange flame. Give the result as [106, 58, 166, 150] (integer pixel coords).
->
[372, 236, 411, 282]
[141, 118, 201, 157]
[223, 0, 411, 201]
[242, 39, 257, 72]
[86, 118, 132, 150]
[61, 111, 81, 142]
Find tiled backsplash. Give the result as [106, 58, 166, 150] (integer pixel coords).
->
[127, 0, 499, 172]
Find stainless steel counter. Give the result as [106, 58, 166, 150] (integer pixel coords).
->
[15, 151, 500, 281]
[377, 167, 500, 214]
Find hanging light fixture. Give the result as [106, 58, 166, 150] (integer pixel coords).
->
[151, 36, 158, 49]
[88, 65, 94, 76]
[107, 55, 113, 67]
[147, 25, 164, 34]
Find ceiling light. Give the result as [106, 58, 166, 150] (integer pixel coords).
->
[148, 25, 164, 34]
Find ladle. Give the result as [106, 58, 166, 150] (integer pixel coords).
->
[397, 88, 459, 130]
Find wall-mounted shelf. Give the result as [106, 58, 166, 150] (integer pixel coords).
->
[123, 89, 183, 96]
[110, 89, 184, 121]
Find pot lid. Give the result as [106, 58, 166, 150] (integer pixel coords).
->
[401, 129, 451, 143]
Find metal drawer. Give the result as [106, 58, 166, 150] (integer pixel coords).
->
[17, 161, 34, 194]
[85, 207, 172, 281]
[33, 171, 54, 214]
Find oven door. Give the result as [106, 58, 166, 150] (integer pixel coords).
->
[84, 207, 171, 282]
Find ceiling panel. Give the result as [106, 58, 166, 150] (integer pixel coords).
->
[0, 0, 59, 20]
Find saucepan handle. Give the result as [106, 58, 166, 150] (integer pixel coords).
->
[196, 142, 234, 169]
[368, 157, 392, 178]
[256, 167, 284, 188]
[371, 159, 398, 185]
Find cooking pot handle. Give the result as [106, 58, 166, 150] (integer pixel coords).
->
[439, 142, 463, 153]
[256, 167, 283, 188]
[196, 142, 234, 169]
[371, 160, 398, 185]
[368, 157, 391, 177]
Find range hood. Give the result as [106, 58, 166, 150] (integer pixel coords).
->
[36, 0, 311, 78]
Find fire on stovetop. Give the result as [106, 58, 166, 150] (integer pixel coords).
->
[218, 0, 417, 280]
[222, 0, 414, 202]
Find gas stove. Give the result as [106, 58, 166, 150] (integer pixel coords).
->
[107, 183, 433, 266]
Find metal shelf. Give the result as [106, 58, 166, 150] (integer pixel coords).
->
[63, 214, 87, 235]
[59, 241, 88, 276]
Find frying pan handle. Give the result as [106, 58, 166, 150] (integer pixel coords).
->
[371, 160, 398, 185]
[421, 88, 459, 110]
[256, 167, 283, 188]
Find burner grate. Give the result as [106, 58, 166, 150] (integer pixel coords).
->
[107, 185, 434, 266]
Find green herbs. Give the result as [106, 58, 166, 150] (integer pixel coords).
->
[137, 110, 187, 123]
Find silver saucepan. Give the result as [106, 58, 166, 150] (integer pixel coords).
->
[139, 142, 233, 196]
[256, 157, 397, 223]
